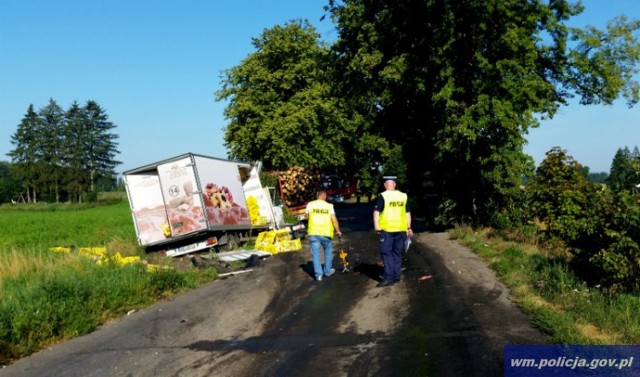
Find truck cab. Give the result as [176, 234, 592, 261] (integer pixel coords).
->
[321, 174, 356, 204]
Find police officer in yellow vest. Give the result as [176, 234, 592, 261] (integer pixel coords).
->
[305, 190, 342, 281]
[373, 176, 412, 287]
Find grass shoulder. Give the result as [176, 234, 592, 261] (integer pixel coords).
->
[449, 226, 640, 344]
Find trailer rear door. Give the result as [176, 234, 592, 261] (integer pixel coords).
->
[157, 156, 208, 237]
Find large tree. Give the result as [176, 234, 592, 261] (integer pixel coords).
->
[38, 99, 66, 202]
[608, 146, 640, 193]
[327, 0, 640, 224]
[81, 100, 121, 193]
[216, 19, 387, 173]
[528, 147, 604, 246]
[8, 104, 41, 202]
[63, 101, 89, 202]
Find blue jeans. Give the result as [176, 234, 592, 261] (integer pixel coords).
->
[379, 231, 405, 281]
[309, 235, 334, 278]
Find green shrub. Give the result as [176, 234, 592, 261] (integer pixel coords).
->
[96, 191, 126, 205]
[147, 269, 189, 297]
[526, 148, 640, 292]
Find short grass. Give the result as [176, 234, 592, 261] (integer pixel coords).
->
[0, 201, 217, 365]
[450, 227, 640, 344]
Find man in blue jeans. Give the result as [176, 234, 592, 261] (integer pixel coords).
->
[305, 190, 342, 281]
[373, 176, 413, 287]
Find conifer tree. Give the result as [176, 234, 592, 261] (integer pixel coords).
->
[608, 147, 635, 192]
[82, 100, 120, 193]
[8, 104, 41, 202]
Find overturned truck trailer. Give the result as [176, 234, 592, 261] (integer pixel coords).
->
[123, 153, 285, 257]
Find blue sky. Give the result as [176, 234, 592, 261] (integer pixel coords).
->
[0, 0, 638, 174]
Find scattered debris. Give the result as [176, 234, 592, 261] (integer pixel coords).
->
[50, 246, 168, 272]
[244, 254, 261, 268]
[418, 275, 433, 281]
[255, 229, 302, 254]
[190, 255, 217, 269]
[213, 249, 271, 263]
[218, 269, 254, 278]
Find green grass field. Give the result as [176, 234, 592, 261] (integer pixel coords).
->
[0, 201, 136, 249]
[0, 200, 217, 365]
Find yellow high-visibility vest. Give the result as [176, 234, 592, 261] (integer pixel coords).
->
[379, 191, 408, 232]
[307, 200, 335, 238]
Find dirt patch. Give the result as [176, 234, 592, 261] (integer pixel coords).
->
[337, 281, 410, 334]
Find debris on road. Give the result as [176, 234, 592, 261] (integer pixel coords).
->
[255, 229, 302, 254]
[217, 269, 254, 278]
[212, 249, 272, 263]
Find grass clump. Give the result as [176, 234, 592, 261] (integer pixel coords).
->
[0, 250, 216, 364]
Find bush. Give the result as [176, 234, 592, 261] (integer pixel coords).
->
[147, 269, 189, 297]
[97, 191, 126, 205]
[585, 191, 640, 292]
[527, 148, 640, 292]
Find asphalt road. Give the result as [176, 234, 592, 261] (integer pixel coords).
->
[0, 202, 547, 377]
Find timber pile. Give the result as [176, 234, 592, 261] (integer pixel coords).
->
[278, 167, 321, 208]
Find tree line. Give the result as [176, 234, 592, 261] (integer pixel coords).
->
[5, 99, 120, 203]
[216, 0, 640, 291]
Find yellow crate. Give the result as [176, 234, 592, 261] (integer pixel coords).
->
[256, 230, 276, 245]
[251, 216, 267, 226]
[279, 239, 302, 252]
[263, 231, 276, 244]
[259, 244, 278, 254]
[78, 247, 108, 258]
[50, 246, 72, 254]
[255, 231, 266, 244]
[275, 229, 291, 242]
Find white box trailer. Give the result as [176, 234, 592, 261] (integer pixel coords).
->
[123, 153, 286, 257]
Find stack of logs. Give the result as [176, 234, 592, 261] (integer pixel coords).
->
[277, 167, 322, 208]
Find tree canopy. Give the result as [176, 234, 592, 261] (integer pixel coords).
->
[216, 19, 388, 173]
[217, 0, 640, 225]
[326, 0, 640, 224]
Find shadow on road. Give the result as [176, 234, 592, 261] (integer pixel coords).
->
[299, 261, 314, 279]
[352, 262, 383, 282]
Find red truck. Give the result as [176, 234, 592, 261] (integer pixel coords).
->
[277, 172, 356, 220]
[320, 174, 356, 204]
